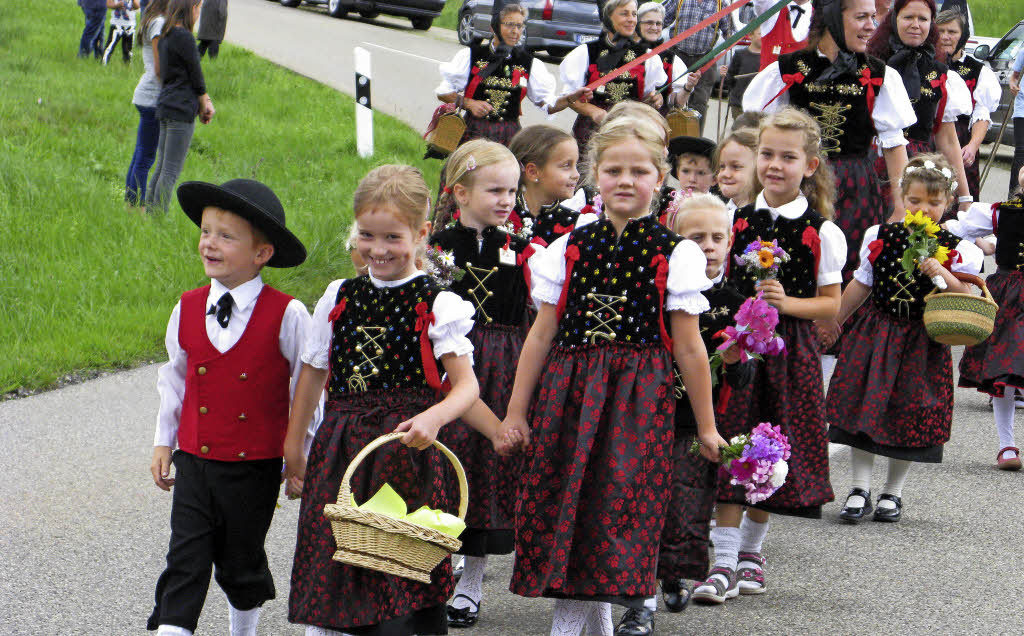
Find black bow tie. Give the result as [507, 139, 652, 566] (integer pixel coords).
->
[790, 4, 805, 28]
[207, 292, 233, 328]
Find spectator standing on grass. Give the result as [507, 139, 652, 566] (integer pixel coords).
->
[102, 0, 140, 65]
[78, 0, 108, 59]
[146, 0, 215, 213]
[126, 0, 169, 205]
[197, 0, 227, 59]
[723, 27, 762, 121]
[663, 0, 734, 134]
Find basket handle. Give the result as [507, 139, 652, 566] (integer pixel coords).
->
[924, 271, 993, 302]
[336, 432, 469, 522]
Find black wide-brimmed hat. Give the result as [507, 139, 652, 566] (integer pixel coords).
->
[177, 179, 307, 268]
[668, 135, 717, 160]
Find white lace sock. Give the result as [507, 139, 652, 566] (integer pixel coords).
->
[156, 626, 192, 636]
[643, 595, 658, 611]
[229, 603, 261, 636]
[451, 555, 486, 610]
[847, 447, 875, 508]
[583, 601, 613, 636]
[550, 599, 589, 636]
[709, 526, 740, 571]
[821, 354, 838, 387]
[738, 515, 770, 555]
[878, 458, 911, 509]
[994, 392, 1018, 459]
[304, 627, 352, 636]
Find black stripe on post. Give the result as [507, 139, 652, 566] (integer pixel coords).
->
[355, 72, 371, 110]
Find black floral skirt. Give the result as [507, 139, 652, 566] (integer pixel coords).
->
[510, 343, 676, 604]
[827, 305, 952, 463]
[289, 389, 456, 635]
[833, 155, 888, 282]
[461, 114, 521, 146]
[960, 269, 1024, 398]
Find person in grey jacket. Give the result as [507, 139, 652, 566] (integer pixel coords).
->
[197, 0, 227, 59]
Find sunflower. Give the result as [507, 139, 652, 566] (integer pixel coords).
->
[758, 249, 775, 268]
[934, 245, 951, 265]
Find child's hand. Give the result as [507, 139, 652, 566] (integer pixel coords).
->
[150, 446, 175, 491]
[395, 414, 444, 451]
[720, 343, 742, 365]
[697, 430, 728, 463]
[284, 476, 304, 500]
[756, 279, 789, 313]
[975, 237, 996, 256]
[283, 440, 307, 483]
[917, 257, 946, 280]
[494, 417, 530, 456]
[815, 318, 842, 349]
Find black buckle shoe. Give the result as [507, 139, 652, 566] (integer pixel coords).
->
[872, 493, 903, 522]
[838, 487, 873, 523]
[615, 607, 654, 636]
[661, 578, 691, 613]
[446, 595, 479, 628]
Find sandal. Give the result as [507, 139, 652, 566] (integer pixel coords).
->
[736, 552, 766, 595]
[691, 567, 738, 605]
[997, 447, 1022, 471]
[446, 594, 480, 628]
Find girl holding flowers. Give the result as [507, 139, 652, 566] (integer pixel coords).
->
[500, 115, 724, 635]
[695, 108, 848, 603]
[825, 154, 982, 522]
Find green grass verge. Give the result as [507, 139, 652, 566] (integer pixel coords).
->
[438, 0, 460, 32]
[0, 0, 441, 393]
[969, 0, 1020, 39]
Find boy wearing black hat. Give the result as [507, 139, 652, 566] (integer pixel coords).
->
[670, 135, 716, 194]
[147, 179, 316, 636]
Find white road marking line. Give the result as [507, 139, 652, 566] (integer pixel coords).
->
[359, 42, 443, 64]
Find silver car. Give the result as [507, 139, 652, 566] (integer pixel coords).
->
[456, 0, 602, 57]
[972, 20, 1022, 144]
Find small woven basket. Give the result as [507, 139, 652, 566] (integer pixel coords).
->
[666, 107, 701, 140]
[425, 111, 467, 158]
[922, 272, 998, 346]
[322, 432, 468, 583]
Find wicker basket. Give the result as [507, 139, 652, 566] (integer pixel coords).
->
[666, 107, 701, 139]
[322, 432, 468, 583]
[425, 111, 467, 159]
[922, 272, 998, 346]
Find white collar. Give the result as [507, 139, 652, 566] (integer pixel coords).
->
[369, 270, 426, 288]
[727, 199, 738, 212]
[755, 191, 809, 220]
[209, 275, 263, 311]
[712, 268, 725, 284]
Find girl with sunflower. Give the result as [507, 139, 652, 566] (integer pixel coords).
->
[824, 154, 982, 524]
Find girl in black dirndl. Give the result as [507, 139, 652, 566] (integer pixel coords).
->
[826, 155, 982, 523]
[947, 169, 1024, 471]
[507, 125, 584, 247]
[498, 116, 725, 635]
[695, 108, 847, 604]
[427, 140, 534, 628]
[558, 0, 668, 158]
[283, 166, 485, 636]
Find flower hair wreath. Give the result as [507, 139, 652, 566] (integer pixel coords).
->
[899, 160, 958, 194]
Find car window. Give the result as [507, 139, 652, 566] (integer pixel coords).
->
[991, 23, 1024, 62]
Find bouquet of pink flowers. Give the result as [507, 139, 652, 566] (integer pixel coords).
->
[708, 292, 786, 386]
[734, 238, 790, 281]
[691, 422, 791, 504]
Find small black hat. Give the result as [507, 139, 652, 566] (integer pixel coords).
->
[668, 135, 717, 161]
[177, 179, 307, 268]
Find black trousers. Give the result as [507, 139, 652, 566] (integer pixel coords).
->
[102, 25, 134, 64]
[198, 39, 221, 59]
[1011, 117, 1024, 199]
[147, 451, 282, 632]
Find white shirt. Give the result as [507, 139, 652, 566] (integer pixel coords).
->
[742, 51, 916, 149]
[940, 71, 972, 123]
[529, 213, 713, 315]
[945, 201, 1000, 239]
[435, 47, 559, 114]
[154, 275, 321, 453]
[302, 272, 476, 371]
[755, 0, 812, 43]
[752, 191, 848, 287]
[852, 224, 984, 286]
[559, 42, 668, 98]
[967, 62, 1002, 127]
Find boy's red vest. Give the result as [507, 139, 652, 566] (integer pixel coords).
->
[177, 285, 292, 462]
[760, 5, 808, 70]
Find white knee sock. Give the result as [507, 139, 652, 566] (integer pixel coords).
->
[157, 627, 193, 636]
[643, 595, 658, 611]
[821, 354, 838, 387]
[994, 392, 1018, 458]
[229, 603, 261, 636]
[707, 525, 741, 580]
[451, 555, 486, 610]
[878, 458, 912, 509]
[550, 599, 589, 636]
[738, 515, 770, 554]
[304, 627, 350, 636]
[847, 447, 875, 508]
[583, 601, 613, 636]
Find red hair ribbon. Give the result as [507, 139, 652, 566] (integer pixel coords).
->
[328, 298, 347, 323]
[518, 244, 536, 293]
[764, 71, 804, 108]
[932, 73, 948, 132]
[867, 238, 884, 265]
[414, 301, 448, 392]
[453, 209, 461, 221]
[555, 244, 580, 321]
[859, 67, 883, 113]
[651, 253, 674, 353]
[802, 226, 821, 273]
[443, 186, 453, 194]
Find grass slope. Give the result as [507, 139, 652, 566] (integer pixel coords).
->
[0, 0, 441, 393]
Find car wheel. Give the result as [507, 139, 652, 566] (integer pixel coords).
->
[279, 0, 301, 7]
[411, 16, 433, 30]
[359, 10, 380, 18]
[457, 10, 476, 46]
[327, 0, 347, 17]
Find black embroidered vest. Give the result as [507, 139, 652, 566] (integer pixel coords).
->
[903, 58, 949, 143]
[778, 50, 886, 157]
[513, 193, 581, 246]
[430, 222, 531, 326]
[587, 39, 647, 110]
[556, 215, 681, 348]
[870, 223, 961, 321]
[729, 204, 826, 299]
[994, 195, 1024, 270]
[466, 43, 533, 122]
[327, 275, 444, 397]
[951, 56, 983, 143]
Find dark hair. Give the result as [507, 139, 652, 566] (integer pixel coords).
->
[804, 0, 839, 52]
[867, 0, 945, 62]
[508, 125, 575, 183]
[162, 0, 202, 38]
[731, 110, 768, 131]
[137, 0, 170, 46]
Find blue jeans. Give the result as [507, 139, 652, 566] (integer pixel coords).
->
[125, 105, 160, 205]
[79, 6, 107, 58]
[146, 118, 196, 212]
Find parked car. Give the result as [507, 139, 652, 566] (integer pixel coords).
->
[456, 0, 601, 57]
[972, 19, 1023, 144]
[279, 0, 440, 31]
